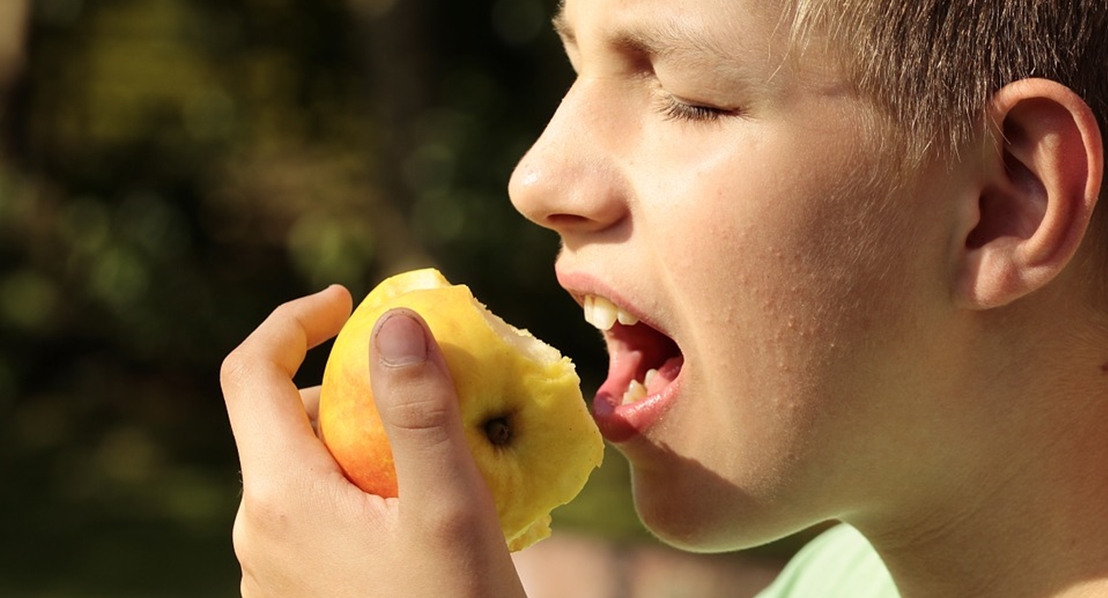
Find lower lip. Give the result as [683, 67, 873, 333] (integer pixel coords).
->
[591, 363, 683, 443]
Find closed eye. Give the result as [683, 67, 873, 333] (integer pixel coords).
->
[656, 93, 740, 124]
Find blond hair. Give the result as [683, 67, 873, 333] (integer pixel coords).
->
[786, 1, 1108, 299]
[786, 1, 1108, 162]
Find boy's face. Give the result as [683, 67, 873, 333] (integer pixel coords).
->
[510, 0, 967, 550]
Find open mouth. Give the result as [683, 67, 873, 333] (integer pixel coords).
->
[582, 294, 684, 417]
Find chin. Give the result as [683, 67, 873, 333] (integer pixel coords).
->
[627, 461, 805, 553]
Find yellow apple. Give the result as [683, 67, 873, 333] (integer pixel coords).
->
[318, 268, 604, 551]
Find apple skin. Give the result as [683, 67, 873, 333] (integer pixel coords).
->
[317, 269, 604, 551]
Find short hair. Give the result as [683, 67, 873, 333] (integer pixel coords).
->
[785, 0, 1108, 297]
[786, 1, 1108, 159]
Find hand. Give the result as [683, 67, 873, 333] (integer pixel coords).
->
[221, 285, 527, 598]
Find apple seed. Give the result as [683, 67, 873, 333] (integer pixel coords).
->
[484, 416, 513, 446]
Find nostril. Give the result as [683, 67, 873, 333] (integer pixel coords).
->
[545, 213, 598, 229]
[510, 163, 630, 234]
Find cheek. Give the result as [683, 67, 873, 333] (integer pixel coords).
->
[661, 128, 930, 451]
[665, 131, 907, 354]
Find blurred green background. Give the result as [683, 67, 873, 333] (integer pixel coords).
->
[0, 1, 639, 596]
[0, 1, 807, 596]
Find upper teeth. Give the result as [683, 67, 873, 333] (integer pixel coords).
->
[583, 295, 639, 331]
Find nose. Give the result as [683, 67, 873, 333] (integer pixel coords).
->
[509, 78, 630, 237]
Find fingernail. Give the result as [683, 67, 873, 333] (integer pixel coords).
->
[375, 311, 428, 366]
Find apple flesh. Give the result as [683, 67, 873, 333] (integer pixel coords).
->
[318, 268, 604, 551]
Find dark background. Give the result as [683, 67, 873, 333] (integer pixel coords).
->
[0, 1, 640, 595]
[0, 1, 802, 596]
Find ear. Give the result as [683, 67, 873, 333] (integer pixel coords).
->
[955, 78, 1104, 309]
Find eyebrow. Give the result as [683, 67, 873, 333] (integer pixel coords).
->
[551, 2, 740, 71]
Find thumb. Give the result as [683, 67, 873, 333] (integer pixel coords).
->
[369, 308, 494, 512]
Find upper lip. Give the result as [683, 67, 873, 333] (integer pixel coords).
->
[556, 270, 662, 335]
[557, 267, 685, 442]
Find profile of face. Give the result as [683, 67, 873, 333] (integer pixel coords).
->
[509, 0, 974, 551]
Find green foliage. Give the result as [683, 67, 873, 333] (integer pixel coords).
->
[2, 0, 618, 596]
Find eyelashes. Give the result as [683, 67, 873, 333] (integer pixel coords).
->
[655, 93, 741, 124]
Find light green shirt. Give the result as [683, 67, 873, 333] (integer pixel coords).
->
[755, 525, 900, 598]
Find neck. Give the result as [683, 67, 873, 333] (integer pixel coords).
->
[857, 307, 1108, 598]
[872, 428, 1108, 598]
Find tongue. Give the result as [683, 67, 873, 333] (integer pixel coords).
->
[645, 356, 683, 395]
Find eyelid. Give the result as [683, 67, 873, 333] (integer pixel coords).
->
[655, 91, 742, 124]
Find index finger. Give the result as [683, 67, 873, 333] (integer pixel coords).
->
[221, 285, 352, 480]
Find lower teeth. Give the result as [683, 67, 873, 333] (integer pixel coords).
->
[620, 368, 659, 405]
[621, 380, 647, 405]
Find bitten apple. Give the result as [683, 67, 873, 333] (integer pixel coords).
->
[318, 268, 604, 551]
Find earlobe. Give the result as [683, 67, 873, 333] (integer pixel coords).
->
[956, 79, 1104, 309]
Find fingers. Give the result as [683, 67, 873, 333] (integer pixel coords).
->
[368, 309, 526, 594]
[222, 285, 353, 481]
[301, 385, 321, 432]
[369, 309, 497, 515]
[227, 299, 527, 598]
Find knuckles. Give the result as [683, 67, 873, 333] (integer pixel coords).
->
[377, 390, 456, 434]
[219, 347, 254, 394]
[237, 479, 299, 542]
[220, 295, 314, 392]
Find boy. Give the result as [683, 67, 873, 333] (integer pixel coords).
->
[220, 0, 1108, 596]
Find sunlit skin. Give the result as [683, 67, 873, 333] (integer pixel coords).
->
[513, 0, 958, 548]
[509, 0, 1108, 597]
[221, 0, 1107, 596]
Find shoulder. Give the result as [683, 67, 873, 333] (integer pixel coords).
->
[755, 524, 899, 598]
